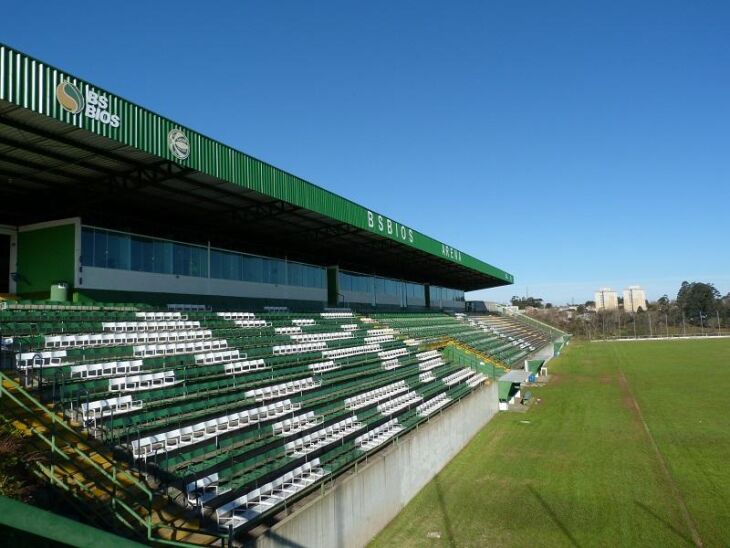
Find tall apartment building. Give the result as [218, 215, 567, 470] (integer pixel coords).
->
[595, 288, 618, 311]
[623, 285, 648, 313]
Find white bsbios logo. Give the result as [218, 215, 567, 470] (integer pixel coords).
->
[168, 129, 190, 160]
[367, 210, 414, 243]
[55, 80, 120, 128]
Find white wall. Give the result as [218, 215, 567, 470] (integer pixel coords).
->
[80, 266, 327, 302]
[256, 382, 499, 548]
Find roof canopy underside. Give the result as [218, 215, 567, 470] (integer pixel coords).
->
[0, 45, 513, 292]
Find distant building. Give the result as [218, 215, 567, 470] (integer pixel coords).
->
[623, 285, 648, 313]
[595, 288, 618, 311]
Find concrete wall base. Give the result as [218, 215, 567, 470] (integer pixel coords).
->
[256, 382, 499, 548]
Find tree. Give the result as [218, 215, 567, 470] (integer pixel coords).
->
[676, 281, 720, 323]
[510, 296, 544, 309]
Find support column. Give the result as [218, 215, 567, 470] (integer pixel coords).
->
[424, 283, 431, 309]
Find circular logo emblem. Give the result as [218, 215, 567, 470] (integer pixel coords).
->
[56, 80, 84, 115]
[168, 128, 190, 160]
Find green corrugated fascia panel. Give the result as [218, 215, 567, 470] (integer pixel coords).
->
[0, 495, 145, 548]
[0, 43, 512, 288]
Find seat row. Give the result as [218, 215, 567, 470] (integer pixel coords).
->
[322, 343, 380, 360]
[364, 335, 394, 344]
[102, 320, 201, 332]
[109, 370, 178, 393]
[377, 347, 409, 361]
[136, 311, 185, 320]
[46, 329, 213, 349]
[443, 368, 473, 386]
[367, 328, 395, 336]
[272, 341, 327, 356]
[185, 472, 230, 506]
[308, 360, 339, 374]
[419, 371, 435, 383]
[274, 326, 301, 335]
[416, 393, 451, 417]
[233, 319, 271, 329]
[355, 419, 403, 451]
[291, 318, 315, 326]
[377, 390, 423, 416]
[321, 312, 353, 318]
[69, 359, 144, 379]
[133, 339, 228, 357]
[271, 411, 322, 437]
[419, 357, 446, 372]
[344, 380, 408, 410]
[381, 358, 402, 371]
[81, 395, 143, 422]
[196, 349, 242, 365]
[217, 312, 256, 320]
[131, 399, 301, 458]
[16, 350, 66, 368]
[244, 377, 320, 402]
[284, 417, 363, 456]
[290, 331, 353, 343]
[467, 373, 487, 388]
[223, 359, 269, 375]
[214, 459, 325, 529]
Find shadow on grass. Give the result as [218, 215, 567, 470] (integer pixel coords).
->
[527, 484, 580, 548]
[634, 500, 695, 546]
[434, 474, 457, 548]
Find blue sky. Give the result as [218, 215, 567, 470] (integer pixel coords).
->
[5, 1, 730, 304]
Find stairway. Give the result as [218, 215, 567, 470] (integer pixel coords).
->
[0, 372, 225, 546]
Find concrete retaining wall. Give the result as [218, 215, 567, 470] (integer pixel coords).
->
[256, 382, 499, 548]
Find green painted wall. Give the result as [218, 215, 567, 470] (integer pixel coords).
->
[17, 224, 75, 297]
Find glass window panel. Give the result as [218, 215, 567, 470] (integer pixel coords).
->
[210, 250, 223, 279]
[152, 241, 172, 274]
[173, 244, 191, 277]
[106, 232, 130, 270]
[81, 228, 94, 267]
[93, 230, 108, 268]
[243, 255, 263, 283]
[191, 246, 207, 278]
[288, 263, 303, 287]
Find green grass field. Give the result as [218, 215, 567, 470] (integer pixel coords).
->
[370, 339, 730, 547]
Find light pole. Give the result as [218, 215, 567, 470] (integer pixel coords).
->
[699, 311, 705, 336]
[633, 314, 637, 339]
[648, 312, 653, 338]
[717, 310, 721, 336]
[682, 311, 687, 337]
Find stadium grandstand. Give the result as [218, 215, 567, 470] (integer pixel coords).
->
[0, 43, 566, 547]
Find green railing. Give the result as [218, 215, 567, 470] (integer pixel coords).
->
[0, 372, 227, 547]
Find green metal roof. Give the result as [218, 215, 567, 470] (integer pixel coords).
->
[0, 43, 513, 289]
